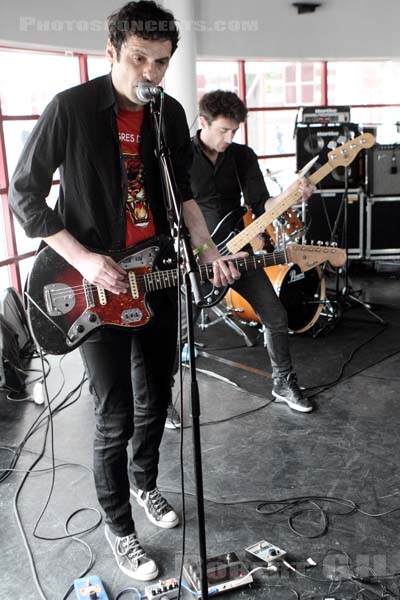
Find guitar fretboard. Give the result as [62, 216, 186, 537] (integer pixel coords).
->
[142, 249, 289, 292]
[226, 134, 374, 254]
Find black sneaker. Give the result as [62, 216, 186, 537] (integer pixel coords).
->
[165, 402, 181, 429]
[105, 525, 158, 581]
[131, 487, 179, 529]
[272, 373, 313, 413]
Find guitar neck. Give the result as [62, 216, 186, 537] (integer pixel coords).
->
[226, 162, 333, 254]
[197, 250, 288, 281]
[143, 250, 289, 292]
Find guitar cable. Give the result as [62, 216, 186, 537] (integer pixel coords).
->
[24, 291, 75, 344]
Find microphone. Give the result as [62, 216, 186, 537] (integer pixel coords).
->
[136, 83, 163, 103]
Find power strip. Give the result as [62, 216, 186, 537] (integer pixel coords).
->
[145, 577, 179, 599]
[245, 540, 286, 564]
[74, 576, 109, 599]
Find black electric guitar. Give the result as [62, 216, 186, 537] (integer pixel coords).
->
[197, 205, 248, 308]
[26, 236, 346, 355]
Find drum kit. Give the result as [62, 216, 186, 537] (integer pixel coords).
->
[224, 169, 332, 336]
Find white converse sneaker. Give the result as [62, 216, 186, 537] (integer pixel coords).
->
[131, 487, 179, 529]
[105, 525, 158, 581]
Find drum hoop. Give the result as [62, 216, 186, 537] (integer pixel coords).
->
[293, 271, 326, 333]
[225, 265, 326, 334]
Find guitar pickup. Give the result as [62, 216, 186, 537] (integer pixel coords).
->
[129, 271, 139, 299]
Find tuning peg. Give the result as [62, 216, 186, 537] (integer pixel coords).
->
[317, 240, 323, 246]
[327, 141, 337, 150]
[310, 240, 314, 245]
[325, 241, 330, 246]
[330, 242, 338, 247]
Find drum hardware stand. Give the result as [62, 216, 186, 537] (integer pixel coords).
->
[326, 131, 385, 325]
[198, 304, 256, 347]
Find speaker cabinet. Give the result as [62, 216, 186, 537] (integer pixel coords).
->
[366, 197, 400, 259]
[304, 190, 364, 258]
[368, 144, 400, 196]
[296, 123, 365, 189]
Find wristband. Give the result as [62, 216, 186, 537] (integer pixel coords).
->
[192, 240, 216, 256]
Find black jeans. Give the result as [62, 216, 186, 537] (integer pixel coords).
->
[178, 269, 292, 379]
[231, 269, 292, 378]
[80, 290, 178, 537]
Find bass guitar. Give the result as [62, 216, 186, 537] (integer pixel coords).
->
[199, 132, 375, 307]
[226, 132, 375, 254]
[26, 236, 346, 355]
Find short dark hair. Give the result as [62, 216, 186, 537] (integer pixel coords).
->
[199, 90, 248, 124]
[108, 1, 179, 59]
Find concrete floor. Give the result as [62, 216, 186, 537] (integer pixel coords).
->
[1, 265, 400, 600]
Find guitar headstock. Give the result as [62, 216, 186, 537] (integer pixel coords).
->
[287, 244, 346, 272]
[327, 132, 375, 168]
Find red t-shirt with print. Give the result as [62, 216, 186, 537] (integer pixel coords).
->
[117, 109, 156, 248]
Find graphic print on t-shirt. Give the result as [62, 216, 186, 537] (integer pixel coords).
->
[125, 153, 149, 226]
[117, 108, 155, 247]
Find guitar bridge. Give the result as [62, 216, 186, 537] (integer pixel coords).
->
[44, 283, 76, 316]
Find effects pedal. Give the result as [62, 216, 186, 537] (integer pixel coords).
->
[145, 577, 179, 600]
[245, 540, 286, 564]
[183, 551, 253, 595]
[73, 576, 109, 599]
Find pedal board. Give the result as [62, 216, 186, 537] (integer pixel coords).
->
[245, 540, 286, 564]
[73, 576, 109, 599]
[183, 551, 253, 595]
[145, 577, 179, 599]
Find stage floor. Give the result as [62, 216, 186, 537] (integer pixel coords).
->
[1, 266, 400, 600]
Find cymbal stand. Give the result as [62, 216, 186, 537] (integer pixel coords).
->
[328, 132, 385, 324]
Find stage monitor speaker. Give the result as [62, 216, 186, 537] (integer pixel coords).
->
[304, 191, 363, 257]
[296, 123, 364, 189]
[367, 144, 400, 196]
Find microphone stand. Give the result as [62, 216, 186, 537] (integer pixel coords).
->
[149, 95, 209, 600]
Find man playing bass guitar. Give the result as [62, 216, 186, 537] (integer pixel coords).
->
[167, 90, 315, 428]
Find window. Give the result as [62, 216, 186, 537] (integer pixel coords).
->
[196, 58, 400, 196]
[0, 48, 82, 291]
[245, 61, 323, 108]
[88, 55, 110, 79]
[0, 50, 80, 116]
[196, 61, 239, 100]
[247, 109, 297, 157]
[328, 61, 400, 105]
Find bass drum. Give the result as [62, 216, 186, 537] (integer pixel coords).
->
[226, 264, 326, 334]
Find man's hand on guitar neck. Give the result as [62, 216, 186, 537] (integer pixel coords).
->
[264, 176, 315, 212]
[297, 176, 316, 201]
[42, 229, 129, 295]
[182, 198, 248, 288]
[197, 245, 248, 288]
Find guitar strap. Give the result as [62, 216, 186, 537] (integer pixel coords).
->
[232, 146, 246, 207]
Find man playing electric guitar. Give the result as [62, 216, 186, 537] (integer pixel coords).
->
[167, 90, 315, 427]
